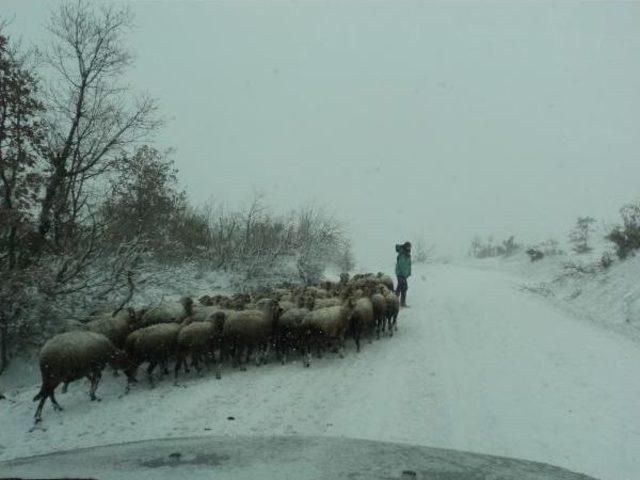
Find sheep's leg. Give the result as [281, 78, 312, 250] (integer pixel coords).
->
[34, 383, 56, 423]
[203, 350, 212, 371]
[50, 391, 63, 411]
[161, 359, 170, 376]
[275, 335, 283, 364]
[147, 362, 157, 387]
[34, 395, 47, 423]
[174, 354, 184, 380]
[61, 382, 69, 393]
[303, 348, 311, 367]
[88, 371, 102, 401]
[236, 345, 246, 371]
[242, 344, 252, 370]
[261, 342, 269, 366]
[193, 354, 203, 375]
[338, 335, 345, 359]
[301, 333, 312, 367]
[254, 345, 262, 367]
[231, 343, 240, 369]
[183, 355, 191, 374]
[213, 349, 222, 380]
[255, 341, 269, 367]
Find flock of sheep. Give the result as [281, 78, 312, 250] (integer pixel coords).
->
[33, 272, 401, 423]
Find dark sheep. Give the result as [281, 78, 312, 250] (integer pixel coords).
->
[302, 298, 356, 365]
[276, 307, 313, 366]
[370, 292, 387, 339]
[222, 299, 281, 370]
[174, 311, 226, 380]
[124, 322, 183, 389]
[33, 331, 134, 423]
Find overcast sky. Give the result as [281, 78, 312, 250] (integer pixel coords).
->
[3, 1, 640, 266]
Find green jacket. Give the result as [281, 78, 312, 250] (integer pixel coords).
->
[395, 252, 411, 278]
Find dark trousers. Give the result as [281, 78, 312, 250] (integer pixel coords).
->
[396, 276, 408, 305]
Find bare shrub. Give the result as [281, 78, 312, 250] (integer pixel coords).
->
[606, 200, 640, 260]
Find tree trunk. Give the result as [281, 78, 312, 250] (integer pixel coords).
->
[38, 158, 66, 241]
[0, 312, 8, 375]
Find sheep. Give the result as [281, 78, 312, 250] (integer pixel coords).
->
[222, 298, 281, 370]
[138, 296, 193, 328]
[311, 295, 341, 309]
[278, 299, 297, 313]
[380, 286, 400, 336]
[33, 331, 134, 423]
[199, 295, 215, 306]
[279, 292, 294, 302]
[348, 296, 375, 351]
[376, 272, 395, 292]
[124, 322, 183, 389]
[190, 304, 222, 323]
[275, 307, 313, 366]
[370, 292, 387, 339]
[86, 308, 137, 349]
[302, 299, 356, 365]
[174, 311, 226, 380]
[352, 272, 375, 281]
[230, 293, 251, 309]
[319, 280, 338, 295]
[84, 307, 139, 378]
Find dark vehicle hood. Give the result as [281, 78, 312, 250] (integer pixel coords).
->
[0, 435, 599, 480]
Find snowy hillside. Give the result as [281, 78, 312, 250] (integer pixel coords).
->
[467, 250, 640, 344]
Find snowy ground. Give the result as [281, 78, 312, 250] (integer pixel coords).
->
[1, 262, 639, 480]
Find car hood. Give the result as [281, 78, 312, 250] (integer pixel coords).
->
[0, 434, 599, 480]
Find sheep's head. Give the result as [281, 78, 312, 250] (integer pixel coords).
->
[199, 295, 214, 306]
[132, 308, 147, 326]
[345, 296, 357, 313]
[110, 349, 137, 381]
[209, 311, 226, 335]
[180, 296, 194, 315]
[305, 296, 315, 310]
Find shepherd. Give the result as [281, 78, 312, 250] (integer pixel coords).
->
[395, 241, 412, 307]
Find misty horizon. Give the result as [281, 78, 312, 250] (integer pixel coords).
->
[4, 0, 639, 265]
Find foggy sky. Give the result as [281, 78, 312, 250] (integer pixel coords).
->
[4, 1, 640, 266]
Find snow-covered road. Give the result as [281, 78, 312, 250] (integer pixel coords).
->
[1, 264, 639, 480]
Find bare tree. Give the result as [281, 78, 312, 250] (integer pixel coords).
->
[335, 240, 356, 273]
[0, 26, 43, 271]
[37, 1, 160, 246]
[0, 26, 45, 373]
[0, 3, 161, 372]
[569, 216, 596, 254]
